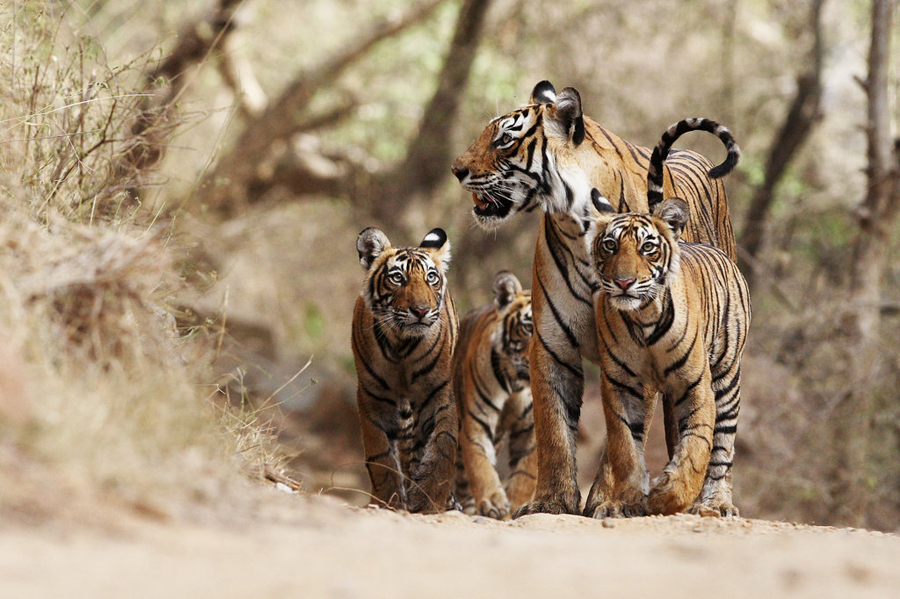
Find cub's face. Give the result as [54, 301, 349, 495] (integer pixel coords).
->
[357, 228, 451, 338]
[490, 271, 533, 385]
[590, 197, 688, 312]
[591, 214, 676, 312]
[495, 292, 533, 383]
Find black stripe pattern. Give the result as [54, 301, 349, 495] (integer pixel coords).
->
[352, 230, 459, 514]
[590, 201, 750, 517]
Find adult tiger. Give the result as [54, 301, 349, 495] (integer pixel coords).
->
[452, 271, 535, 519]
[588, 193, 750, 517]
[451, 81, 740, 516]
[351, 227, 459, 513]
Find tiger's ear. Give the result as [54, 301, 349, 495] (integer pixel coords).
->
[589, 189, 617, 246]
[357, 227, 391, 271]
[492, 271, 523, 309]
[420, 227, 451, 272]
[652, 198, 690, 241]
[530, 80, 557, 104]
[553, 87, 585, 145]
[592, 188, 616, 215]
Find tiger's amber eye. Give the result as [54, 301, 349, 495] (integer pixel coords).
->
[496, 132, 513, 146]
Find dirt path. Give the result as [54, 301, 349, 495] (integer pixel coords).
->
[2, 492, 898, 599]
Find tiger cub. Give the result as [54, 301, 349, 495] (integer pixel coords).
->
[351, 227, 459, 513]
[587, 191, 750, 517]
[452, 271, 535, 519]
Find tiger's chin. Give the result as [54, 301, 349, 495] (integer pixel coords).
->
[399, 320, 436, 337]
[609, 295, 645, 312]
[375, 316, 436, 339]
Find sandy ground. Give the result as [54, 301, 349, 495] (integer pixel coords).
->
[3, 490, 899, 599]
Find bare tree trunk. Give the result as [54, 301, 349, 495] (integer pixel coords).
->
[738, 0, 825, 287]
[829, 0, 899, 527]
[720, 0, 740, 125]
[370, 0, 495, 232]
[391, 0, 494, 202]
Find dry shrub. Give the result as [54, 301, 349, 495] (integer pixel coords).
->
[0, 2, 288, 522]
[736, 279, 900, 529]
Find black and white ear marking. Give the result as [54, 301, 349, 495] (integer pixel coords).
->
[591, 189, 616, 214]
[421, 227, 452, 271]
[419, 228, 447, 249]
[492, 270, 523, 309]
[531, 80, 557, 104]
[556, 87, 585, 145]
[357, 227, 391, 271]
[653, 198, 691, 240]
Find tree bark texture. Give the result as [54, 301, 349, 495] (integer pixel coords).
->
[394, 0, 494, 199]
[829, 0, 898, 528]
[738, 0, 825, 287]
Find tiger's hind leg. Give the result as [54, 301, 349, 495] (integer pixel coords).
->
[459, 394, 510, 519]
[453, 443, 476, 514]
[584, 375, 649, 518]
[513, 337, 583, 517]
[648, 376, 715, 516]
[584, 385, 657, 518]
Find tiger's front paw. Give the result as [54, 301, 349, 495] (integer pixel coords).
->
[476, 490, 511, 520]
[688, 501, 739, 518]
[407, 483, 451, 514]
[584, 497, 647, 519]
[648, 471, 695, 516]
[512, 493, 579, 518]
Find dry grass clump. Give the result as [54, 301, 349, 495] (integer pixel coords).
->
[0, 2, 290, 524]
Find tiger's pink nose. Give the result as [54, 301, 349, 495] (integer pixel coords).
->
[614, 278, 635, 290]
[410, 306, 430, 319]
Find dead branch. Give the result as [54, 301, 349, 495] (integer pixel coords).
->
[217, 28, 269, 119]
[263, 463, 303, 493]
[120, 0, 245, 201]
[195, 0, 449, 216]
[829, 0, 896, 528]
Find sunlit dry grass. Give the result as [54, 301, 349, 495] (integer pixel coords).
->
[0, 1, 291, 522]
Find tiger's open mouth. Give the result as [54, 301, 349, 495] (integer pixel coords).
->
[471, 192, 513, 220]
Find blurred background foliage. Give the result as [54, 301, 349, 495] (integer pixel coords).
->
[3, 0, 899, 530]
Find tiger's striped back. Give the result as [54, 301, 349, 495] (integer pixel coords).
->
[351, 227, 459, 513]
[451, 82, 738, 258]
[647, 118, 740, 257]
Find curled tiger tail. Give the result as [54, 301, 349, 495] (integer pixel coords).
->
[647, 118, 741, 214]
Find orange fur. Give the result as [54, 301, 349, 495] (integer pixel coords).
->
[351, 227, 459, 513]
